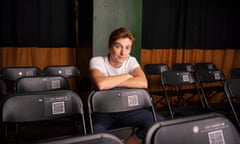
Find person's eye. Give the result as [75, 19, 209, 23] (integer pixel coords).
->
[126, 46, 131, 50]
[114, 44, 122, 49]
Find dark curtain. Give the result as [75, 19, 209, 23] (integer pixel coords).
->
[142, 0, 240, 49]
[0, 0, 76, 47]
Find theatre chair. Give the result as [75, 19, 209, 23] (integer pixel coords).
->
[224, 78, 240, 127]
[172, 63, 195, 73]
[1, 90, 86, 143]
[144, 113, 240, 144]
[161, 70, 210, 119]
[0, 66, 43, 95]
[196, 68, 226, 111]
[14, 75, 70, 93]
[43, 65, 80, 84]
[195, 62, 217, 71]
[88, 88, 158, 139]
[143, 64, 170, 110]
[230, 68, 240, 79]
[33, 133, 123, 144]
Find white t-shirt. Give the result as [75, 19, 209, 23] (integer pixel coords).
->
[89, 55, 140, 76]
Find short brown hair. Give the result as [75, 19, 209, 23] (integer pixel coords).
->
[108, 27, 135, 48]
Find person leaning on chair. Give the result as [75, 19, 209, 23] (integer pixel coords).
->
[89, 27, 165, 144]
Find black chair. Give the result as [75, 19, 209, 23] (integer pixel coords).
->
[172, 63, 195, 73]
[43, 65, 80, 78]
[1, 90, 86, 143]
[0, 79, 6, 96]
[224, 78, 240, 127]
[143, 64, 170, 109]
[0, 66, 43, 95]
[161, 70, 210, 119]
[195, 62, 217, 71]
[144, 113, 240, 144]
[230, 68, 240, 79]
[43, 65, 85, 95]
[33, 133, 123, 144]
[196, 69, 226, 110]
[87, 88, 158, 138]
[14, 75, 70, 93]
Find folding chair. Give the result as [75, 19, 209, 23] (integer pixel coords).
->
[87, 88, 158, 138]
[172, 63, 195, 73]
[224, 78, 240, 127]
[0, 78, 6, 96]
[161, 70, 209, 119]
[230, 68, 240, 79]
[33, 133, 123, 144]
[14, 75, 70, 93]
[43, 65, 80, 78]
[195, 62, 217, 71]
[1, 90, 86, 143]
[196, 69, 226, 111]
[0, 66, 43, 95]
[143, 64, 170, 109]
[144, 113, 240, 144]
[43, 65, 84, 95]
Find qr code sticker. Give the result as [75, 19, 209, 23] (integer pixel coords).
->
[65, 69, 73, 76]
[51, 80, 61, 89]
[128, 95, 139, 107]
[208, 130, 225, 144]
[52, 101, 65, 115]
[26, 71, 34, 76]
[182, 74, 190, 82]
[214, 72, 221, 80]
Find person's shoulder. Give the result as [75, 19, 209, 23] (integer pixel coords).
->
[128, 56, 138, 62]
[90, 56, 106, 62]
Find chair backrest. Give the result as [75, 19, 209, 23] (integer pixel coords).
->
[195, 62, 217, 71]
[144, 64, 169, 75]
[224, 78, 240, 127]
[14, 75, 70, 93]
[88, 88, 157, 133]
[172, 63, 195, 73]
[230, 68, 240, 79]
[43, 65, 80, 78]
[1, 90, 86, 140]
[34, 133, 123, 144]
[161, 70, 196, 86]
[0, 66, 42, 81]
[144, 113, 240, 144]
[196, 69, 226, 83]
[143, 64, 169, 90]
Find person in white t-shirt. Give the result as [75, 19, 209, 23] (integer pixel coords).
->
[89, 27, 165, 144]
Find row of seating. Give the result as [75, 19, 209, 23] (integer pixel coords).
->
[1, 63, 240, 143]
[143, 62, 240, 128]
[1, 88, 240, 144]
[0, 87, 156, 143]
[0, 65, 93, 97]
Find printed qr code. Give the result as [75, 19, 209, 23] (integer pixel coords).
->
[52, 101, 65, 115]
[128, 95, 139, 106]
[208, 130, 225, 144]
[214, 72, 221, 80]
[51, 80, 61, 89]
[182, 74, 190, 82]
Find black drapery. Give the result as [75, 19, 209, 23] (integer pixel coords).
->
[0, 0, 76, 47]
[142, 0, 240, 49]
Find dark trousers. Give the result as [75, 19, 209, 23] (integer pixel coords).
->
[93, 109, 165, 139]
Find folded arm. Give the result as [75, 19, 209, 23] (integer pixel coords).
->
[90, 67, 148, 90]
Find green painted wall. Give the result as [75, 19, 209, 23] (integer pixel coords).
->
[93, 0, 142, 62]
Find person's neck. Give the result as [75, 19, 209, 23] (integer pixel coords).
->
[108, 55, 122, 68]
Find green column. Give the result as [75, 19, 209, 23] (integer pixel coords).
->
[93, 0, 142, 62]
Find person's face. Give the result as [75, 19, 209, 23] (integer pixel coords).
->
[109, 38, 132, 65]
